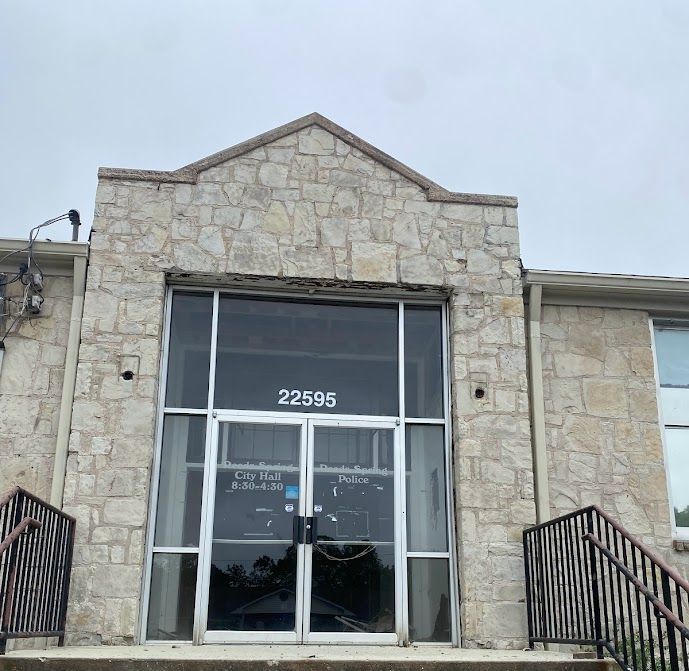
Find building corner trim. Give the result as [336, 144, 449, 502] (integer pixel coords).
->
[526, 284, 551, 524]
[50, 255, 87, 507]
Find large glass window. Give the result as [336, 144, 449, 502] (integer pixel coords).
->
[654, 323, 689, 537]
[215, 298, 398, 416]
[165, 292, 213, 408]
[154, 416, 206, 548]
[146, 290, 454, 644]
[404, 307, 443, 418]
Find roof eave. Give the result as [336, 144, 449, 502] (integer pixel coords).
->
[524, 268, 689, 314]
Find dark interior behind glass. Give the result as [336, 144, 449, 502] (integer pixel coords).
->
[215, 297, 398, 415]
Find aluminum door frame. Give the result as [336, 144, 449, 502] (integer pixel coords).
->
[302, 417, 401, 645]
[198, 412, 402, 645]
[199, 413, 308, 644]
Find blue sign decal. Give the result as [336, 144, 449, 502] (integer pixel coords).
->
[285, 485, 299, 500]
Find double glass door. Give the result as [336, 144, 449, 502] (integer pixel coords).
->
[200, 415, 400, 644]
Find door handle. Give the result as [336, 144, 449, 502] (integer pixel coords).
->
[293, 515, 305, 545]
[305, 516, 318, 545]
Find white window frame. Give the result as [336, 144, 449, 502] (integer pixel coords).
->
[650, 319, 689, 541]
[139, 286, 460, 646]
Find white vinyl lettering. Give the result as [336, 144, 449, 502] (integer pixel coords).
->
[276, 389, 337, 407]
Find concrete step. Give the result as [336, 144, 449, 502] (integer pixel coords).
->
[0, 645, 616, 671]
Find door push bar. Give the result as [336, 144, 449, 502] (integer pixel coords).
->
[293, 516, 318, 545]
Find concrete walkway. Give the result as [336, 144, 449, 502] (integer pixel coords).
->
[1, 644, 614, 671]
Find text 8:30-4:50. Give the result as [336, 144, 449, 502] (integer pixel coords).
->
[277, 389, 337, 407]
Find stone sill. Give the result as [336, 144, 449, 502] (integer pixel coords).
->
[673, 539, 689, 552]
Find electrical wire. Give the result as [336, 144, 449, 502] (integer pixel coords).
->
[0, 211, 71, 343]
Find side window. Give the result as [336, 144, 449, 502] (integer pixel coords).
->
[654, 324, 689, 536]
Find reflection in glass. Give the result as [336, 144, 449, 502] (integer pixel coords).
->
[655, 327, 689, 388]
[154, 416, 206, 547]
[406, 425, 447, 552]
[146, 553, 197, 641]
[666, 428, 689, 528]
[313, 428, 394, 544]
[310, 543, 395, 633]
[215, 297, 398, 415]
[165, 292, 213, 408]
[208, 543, 297, 631]
[408, 558, 451, 642]
[405, 307, 443, 418]
[213, 423, 301, 542]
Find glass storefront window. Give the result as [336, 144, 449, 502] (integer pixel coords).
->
[405, 307, 443, 418]
[214, 297, 398, 416]
[655, 327, 689, 388]
[654, 324, 689, 536]
[146, 290, 454, 644]
[408, 558, 451, 642]
[147, 553, 197, 641]
[165, 292, 213, 408]
[405, 425, 447, 552]
[665, 429, 689, 530]
[154, 415, 206, 548]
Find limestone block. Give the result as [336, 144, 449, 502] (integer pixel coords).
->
[92, 566, 142, 597]
[280, 246, 334, 279]
[583, 379, 628, 418]
[129, 189, 172, 223]
[392, 213, 421, 249]
[361, 193, 384, 218]
[321, 218, 347, 247]
[240, 186, 271, 209]
[629, 388, 659, 421]
[293, 202, 317, 246]
[298, 128, 335, 154]
[303, 183, 335, 202]
[343, 153, 375, 175]
[553, 352, 603, 377]
[351, 242, 397, 283]
[331, 188, 359, 217]
[348, 219, 371, 241]
[399, 255, 444, 285]
[559, 415, 605, 453]
[103, 498, 147, 526]
[330, 170, 366, 187]
[262, 201, 291, 235]
[172, 242, 218, 273]
[258, 162, 288, 188]
[226, 231, 281, 275]
[569, 324, 606, 360]
[466, 249, 499, 275]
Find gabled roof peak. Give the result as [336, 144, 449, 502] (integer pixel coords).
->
[99, 112, 517, 207]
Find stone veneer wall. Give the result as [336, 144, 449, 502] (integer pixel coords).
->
[540, 304, 689, 579]
[63, 123, 535, 647]
[0, 274, 73, 500]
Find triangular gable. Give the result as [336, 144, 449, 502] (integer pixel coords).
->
[98, 112, 516, 207]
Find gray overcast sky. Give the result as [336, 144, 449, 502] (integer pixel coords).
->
[1, 1, 688, 276]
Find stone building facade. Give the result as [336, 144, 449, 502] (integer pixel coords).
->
[0, 240, 87, 502]
[0, 114, 687, 651]
[524, 272, 689, 580]
[63, 114, 533, 648]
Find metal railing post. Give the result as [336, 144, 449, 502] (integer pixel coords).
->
[661, 571, 680, 671]
[523, 530, 535, 648]
[586, 509, 604, 660]
[0, 493, 24, 654]
[56, 519, 76, 647]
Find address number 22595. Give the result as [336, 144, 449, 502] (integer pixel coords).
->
[278, 389, 337, 408]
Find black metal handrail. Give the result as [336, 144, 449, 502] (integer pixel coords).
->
[524, 505, 689, 671]
[0, 486, 76, 654]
